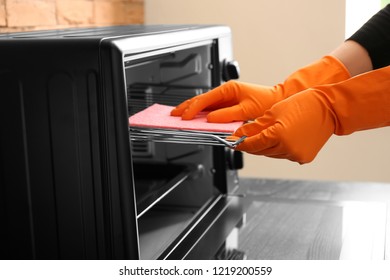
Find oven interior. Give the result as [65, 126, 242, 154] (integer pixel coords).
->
[126, 42, 228, 259]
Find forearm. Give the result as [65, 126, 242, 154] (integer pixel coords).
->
[330, 40, 373, 77]
[344, 4, 390, 71]
[329, 4, 390, 77]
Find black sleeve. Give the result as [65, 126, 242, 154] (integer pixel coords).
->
[348, 4, 390, 69]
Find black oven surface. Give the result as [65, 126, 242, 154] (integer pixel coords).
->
[0, 24, 244, 260]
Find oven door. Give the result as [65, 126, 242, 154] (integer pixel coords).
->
[124, 40, 245, 259]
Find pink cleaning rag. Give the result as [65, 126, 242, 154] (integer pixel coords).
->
[129, 103, 243, 133]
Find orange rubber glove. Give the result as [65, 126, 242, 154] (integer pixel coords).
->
[171, 56, 350, 122]
[231, 65, 390, 164]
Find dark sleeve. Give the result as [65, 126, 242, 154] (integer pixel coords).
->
[347, 4, 390, 69]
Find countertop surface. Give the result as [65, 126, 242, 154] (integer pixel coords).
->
[228, 178, 390, 260]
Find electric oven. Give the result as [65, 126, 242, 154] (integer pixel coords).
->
[0, 25, 244, 259]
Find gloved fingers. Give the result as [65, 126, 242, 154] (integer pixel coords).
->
[245, 145, 306, 163]
[171, 81, 242, 120]
[233, 124, 308, 164]
[233, 124, 279, 154]
[232, 115, 272, 137]
[206, 104, 248, 123]
[170, 99, 193, 116]
[231, 117, 301, 160]
[234, 119, 328, 164]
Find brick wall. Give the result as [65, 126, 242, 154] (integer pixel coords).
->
[0, 0, 144, 33]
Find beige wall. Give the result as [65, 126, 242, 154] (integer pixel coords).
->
[146, 0, 390, 183]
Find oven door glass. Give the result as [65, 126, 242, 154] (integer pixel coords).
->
[125, 41, 228, 259]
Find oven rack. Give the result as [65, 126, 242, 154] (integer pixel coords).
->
[129, 127, 246, 148]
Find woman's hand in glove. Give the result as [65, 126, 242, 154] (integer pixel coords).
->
[231, 65, 390, 164]
[171, 56, 350, 123]
[231, 90, 335, 164]
[171, 80, 281, 122]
